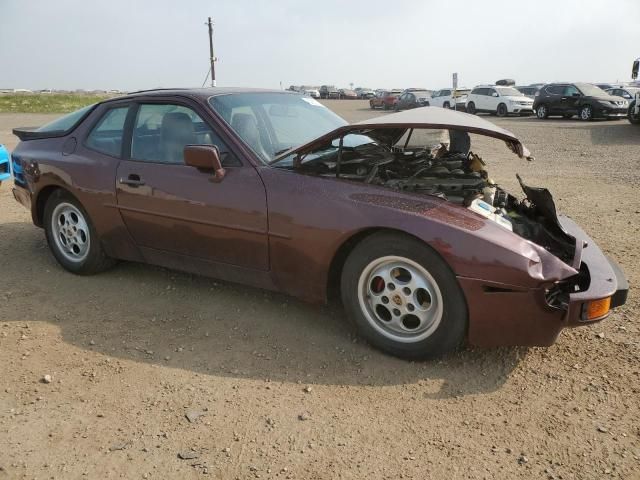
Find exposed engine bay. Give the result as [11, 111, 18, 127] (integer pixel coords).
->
[292, 132, 577, 265]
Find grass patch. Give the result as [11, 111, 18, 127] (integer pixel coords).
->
[0, 94, 118, 113]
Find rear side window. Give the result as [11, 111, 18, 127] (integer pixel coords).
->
[36, 104, 95, 133]
[546, 85, 563, 95]
[85, 106, 129, 157]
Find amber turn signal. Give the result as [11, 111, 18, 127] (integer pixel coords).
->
[584, 297, 611, 321]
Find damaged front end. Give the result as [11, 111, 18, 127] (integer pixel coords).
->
[271, 108, 627, 335]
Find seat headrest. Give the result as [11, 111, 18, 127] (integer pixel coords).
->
[161, 112, 194, 142]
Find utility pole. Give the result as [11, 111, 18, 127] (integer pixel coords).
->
[207, 17, 216, 87]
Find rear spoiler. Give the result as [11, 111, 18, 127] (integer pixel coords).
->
[12, 127, 67, 141]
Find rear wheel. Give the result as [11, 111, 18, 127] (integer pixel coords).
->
[628, 101, 640, 125]
[341, 233, 467, 359]
[536, 104, 549, 119]
[580, 104, 593, 121]
[466, 102, 476, 115]
[44, 189, 115, 275]
[443, 101, 450, 109]
[496, 103, 508, 117]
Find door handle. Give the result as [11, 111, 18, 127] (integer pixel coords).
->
[119, 174, 145, 187]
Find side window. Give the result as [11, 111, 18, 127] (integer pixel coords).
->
[548, 85, 563, 95]
[470, 88, 481, 95]
[131, 104, 238, 166]
[564, 85, 579, 96]
[442, 90, 451, 96]
[85, 106, 129, 157]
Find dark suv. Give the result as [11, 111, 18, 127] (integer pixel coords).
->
[533, 83, 629, 120]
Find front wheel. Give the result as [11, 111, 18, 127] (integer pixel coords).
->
[443, 101, 450, 109]
[496, 103, 508, 117]
[628, 101, 640, 125]
[536, 104, 549, 119]
[580, 105, 593, 121]
[341, 233, 467, 359]
[466, 102, 476, 115]
[44, 189, 115, 275]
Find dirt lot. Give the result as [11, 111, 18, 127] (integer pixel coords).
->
[0, 102, 638, 480]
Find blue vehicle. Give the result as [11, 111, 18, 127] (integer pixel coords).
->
[0, 144, 10, 183]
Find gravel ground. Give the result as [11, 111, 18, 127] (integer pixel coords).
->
[0, 103, 638, 479]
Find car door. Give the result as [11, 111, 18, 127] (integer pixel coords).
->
[440, 89, 451, 107]
[115, 100, 269, 271]
[484, 88, 497, 111]
[561, 85, 581, 115]
[544, 85, 563, 114]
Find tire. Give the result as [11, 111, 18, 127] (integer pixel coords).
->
[628, 101, 640, 125]
[579, 104, 593, 121]
[443, 101, 450, 109]
[466, 102, 476, 115]
[496, 103, 508, 117]
[43, 189, 115, 275]
[340, 232, 467, 359]
[369, 101, 375, 110]
[536, 104, 549, 119]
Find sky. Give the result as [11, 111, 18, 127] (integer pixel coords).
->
[1, 0, 639, 91]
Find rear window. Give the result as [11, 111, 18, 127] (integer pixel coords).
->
[36, 104, 95, 133]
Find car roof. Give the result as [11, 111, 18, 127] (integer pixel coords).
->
[100, 87, 300, 105]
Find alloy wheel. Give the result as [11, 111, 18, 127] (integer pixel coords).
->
[51, 202, 90, 263]
[536, 105, 547, 119]
[357, 256, 443, 343]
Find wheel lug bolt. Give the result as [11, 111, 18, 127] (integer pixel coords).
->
[387, 283, 396, 291]
[393, 308, 401, 316]
[381, 296, 389, 304]
[407, 304, 415, 312]
[403, 287, 411, 295]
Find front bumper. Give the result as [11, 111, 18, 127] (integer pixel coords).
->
[597, 106, 627, 118]
[463, 216, 628, 347]
[509, 104, 534, 114]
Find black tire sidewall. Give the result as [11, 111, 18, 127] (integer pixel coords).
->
[497, 103, 507, 117]
[628, 101, 640, 124]
[467, 102, 476, 114]
[536, 104, 548, 119]
[43, 190, 108, 275]
[340, 233, 468, 359]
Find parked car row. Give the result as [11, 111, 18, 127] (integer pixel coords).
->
[292, 79, 632, 121]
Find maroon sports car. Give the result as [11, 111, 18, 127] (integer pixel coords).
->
[11, 88, 627, 359]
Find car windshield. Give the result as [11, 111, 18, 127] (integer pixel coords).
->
[411, 91, 430, 97]
[208, 93, 349, 163]
[576, 83, 607, 96]
[35, 104, 95, 133]
[496, 87, 523, 97]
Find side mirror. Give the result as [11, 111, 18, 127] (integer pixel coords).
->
[492, 92, 499, 97]
[184, 145, 226, 183]
[572, 92, 581, 97]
